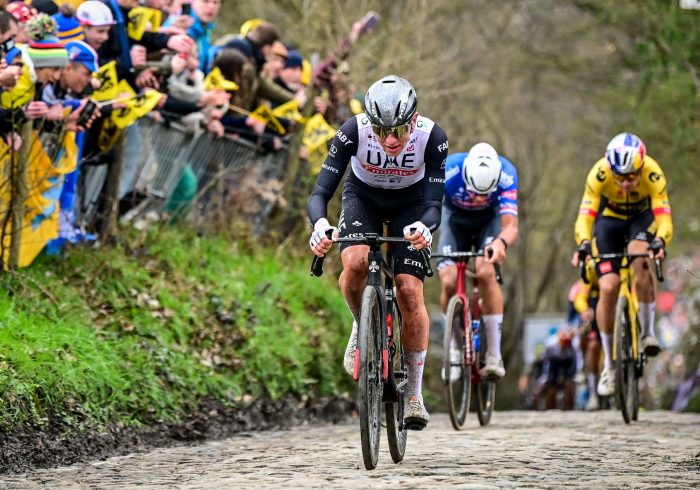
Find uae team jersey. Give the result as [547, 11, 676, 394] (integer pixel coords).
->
[443, 152, 519, 216]
[307, 113, 449, 230]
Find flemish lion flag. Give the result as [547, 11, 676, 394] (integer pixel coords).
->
[302, 113, 335, 153]
[127, 7, 162, 41]
[250, 105, 286, 135]
[271, 99, 305, 123]
[112, 90, 163, 128]
[203, 67, 239, 92]
[92, 61, 118, 102]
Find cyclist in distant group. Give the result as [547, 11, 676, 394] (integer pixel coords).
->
[572, 260, 603, 410]
[307, 75, 449, 429]
[572, 133, 672, 397]
[437, 142, 519, 379]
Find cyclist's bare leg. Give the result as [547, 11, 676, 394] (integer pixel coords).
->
[395, 273, 430, 426]
[476, 257, 504, 365]
[475, 257, 503, 313]
[395, 274, 429, 352]
[437, 264, 457, 313]
[596, 272, 620, 369]
[628, 239, 658, 342]
[339, 245, 370, 323]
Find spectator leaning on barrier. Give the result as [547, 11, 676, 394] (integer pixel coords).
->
[75, 1, 115, 52]
[94, 0, 193, 89]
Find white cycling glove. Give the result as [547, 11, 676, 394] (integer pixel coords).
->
[403, 221, 432, 247]
[309, 218, 337, 251]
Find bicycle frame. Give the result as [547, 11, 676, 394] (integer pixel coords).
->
[614, 257, 639, 360]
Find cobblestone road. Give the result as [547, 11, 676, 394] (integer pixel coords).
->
[2, 411, 698, 489]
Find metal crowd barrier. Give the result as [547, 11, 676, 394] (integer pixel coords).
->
[76, 118, 290, 233]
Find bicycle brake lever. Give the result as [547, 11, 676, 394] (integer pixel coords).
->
[654, 258, 664, 283]
[486, 247, 504, 285]
[309, 229, 335, 277]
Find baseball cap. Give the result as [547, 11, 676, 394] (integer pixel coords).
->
[66, 40, 98, 73]
[76, 1, 116, 27]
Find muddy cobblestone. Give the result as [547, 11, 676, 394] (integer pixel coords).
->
[2, 410, 698, 488]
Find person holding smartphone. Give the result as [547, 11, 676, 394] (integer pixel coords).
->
[162, 0, 219, 72]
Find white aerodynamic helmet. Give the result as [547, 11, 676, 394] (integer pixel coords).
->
[462, 142, 502, 195]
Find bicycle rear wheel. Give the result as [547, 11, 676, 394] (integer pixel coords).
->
[358, 286, 383, 470]
[614, 296, 636, 424]
[386, 302, 408, 463]
[632, 313, 641, 421]
[475, 320, 496, 426]
[443, 295, 471, 430]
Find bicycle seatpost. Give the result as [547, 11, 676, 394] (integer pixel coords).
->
[310, 229, 335, 277]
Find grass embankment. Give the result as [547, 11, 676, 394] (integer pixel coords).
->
[0, 228, 350, 430]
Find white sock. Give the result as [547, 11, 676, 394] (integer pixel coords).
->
[587, 373, 597, 395]
[483, 314, 503, 359]
[406, 350, 426, 401]
[601, 333, 613, 369]
[639, 302, 656, 338]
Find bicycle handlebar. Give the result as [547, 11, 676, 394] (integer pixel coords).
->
[431, 248, 504, 285]
[310, 230, 433, 278]
[578, 252, 665, 283]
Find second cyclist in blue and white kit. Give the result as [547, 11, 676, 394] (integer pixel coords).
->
[438, 143, 519, 379]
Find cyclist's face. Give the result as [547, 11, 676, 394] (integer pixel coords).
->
[374, 114, 417, 157]
[613, 171, 641, 192]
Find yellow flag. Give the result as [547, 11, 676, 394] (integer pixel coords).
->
[111, 90, 163, 128]
[302, 113, 335, 152]
[203, 67, 239, 92]
[127, 7, 162, 41]
[98, 117, 122, 152]
[271, 99, 305, 123]
[116, 79, 137, 98]
[250, 104, 286, 135]
[92, 60, 118, 102]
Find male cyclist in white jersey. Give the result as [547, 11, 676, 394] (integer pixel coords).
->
[307, 75, 448, 429]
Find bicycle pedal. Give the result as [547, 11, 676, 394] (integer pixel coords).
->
[404, 418, 428, 431]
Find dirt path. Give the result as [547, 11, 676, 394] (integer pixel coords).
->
[3, 410, 698, 489]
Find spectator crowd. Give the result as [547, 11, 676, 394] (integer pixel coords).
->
[0, 0, 372, 268]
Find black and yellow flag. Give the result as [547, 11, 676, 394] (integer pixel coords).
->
[92, 61, 118, 102]
[127, 7, 162, 41]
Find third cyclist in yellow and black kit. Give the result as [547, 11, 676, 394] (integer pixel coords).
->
[571, 133, 672, 397]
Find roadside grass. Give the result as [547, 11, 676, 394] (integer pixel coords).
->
[0, 228, 350, 430]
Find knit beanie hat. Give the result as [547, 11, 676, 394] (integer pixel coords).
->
[53, 12, 85, 44]
[26, 14, 69, 68]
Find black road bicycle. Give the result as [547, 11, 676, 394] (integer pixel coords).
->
[311, 231, 431, 469]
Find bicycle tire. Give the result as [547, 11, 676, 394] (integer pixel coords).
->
[386, 301, 408, 463]
[443, 295, 470, 430]
[475, 319, 496, 426]
[614, 296, 635, 424]
[358, 286, 383, 470]
[632, 313, 641, 421]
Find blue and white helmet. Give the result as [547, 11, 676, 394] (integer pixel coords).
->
[605, 132, 646, 174]
[463, 142, 502, 195]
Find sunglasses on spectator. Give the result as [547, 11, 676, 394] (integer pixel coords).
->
[613, 170, 641, 182]
[371, 122, 411, 139]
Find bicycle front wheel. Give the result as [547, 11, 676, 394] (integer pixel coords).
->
[386, 301, 407, 463]
[475, 320, 496, 426]
[614, 296, 636, 424]
[443, 295, 470, 430]
[358, 286, 383, 470]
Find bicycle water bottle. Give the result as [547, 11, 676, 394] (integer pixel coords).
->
[472, 320, 481, 351]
